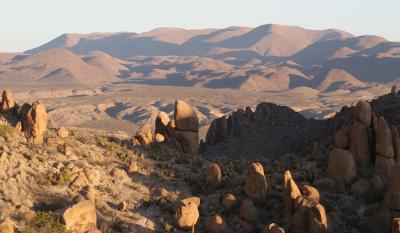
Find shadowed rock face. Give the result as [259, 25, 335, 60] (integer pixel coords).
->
[203, 93, 400, 160]
[203, 102, 333, 159]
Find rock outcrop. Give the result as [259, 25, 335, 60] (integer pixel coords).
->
[21, 102, 48, 144]
[155, 111, 170, 137]
[283, 170, 329, 233]
[0, 90, 16, 114]
[244, 162, 268, 201]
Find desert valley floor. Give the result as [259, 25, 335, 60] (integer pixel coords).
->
[2, 83, 390, 139]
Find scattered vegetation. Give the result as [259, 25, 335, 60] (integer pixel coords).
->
[51, 169, 72, 186]
[0, 124, 14, 141]
[21, 211, 67, 233]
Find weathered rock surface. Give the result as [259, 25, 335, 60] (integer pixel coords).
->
[204, 215, 226, 233]
[135, 124, 153, 145]
[244, 162, 268, 201]
[63, 200, 97, 233]
[328, 148, 356, 181]
[175, 197, 200, 230]
[21, 102, 48, 144]
[354, 100, 372, 126]
[155, 111, 170, 137]
[174, 100, 199, 132]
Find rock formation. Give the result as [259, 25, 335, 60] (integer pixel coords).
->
[283, 170, 329, 233]
[244, 162, 268, 201]
[135, 124, 153, 145]
[0, 89, 16, 114]
[173, 100, 199, 154]
[21, 102, 48, 144]
[155, 111, 170, 137]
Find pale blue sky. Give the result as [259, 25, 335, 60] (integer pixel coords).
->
[1, 0, 399, 52]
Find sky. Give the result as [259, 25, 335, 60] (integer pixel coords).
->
[1, 0, 399, 52]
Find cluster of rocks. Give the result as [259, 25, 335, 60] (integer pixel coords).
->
[327, 99, 400, 232]
[172, 160, 330, 233]
[135, 99, 200, 154]
[0, 89, 48, 143]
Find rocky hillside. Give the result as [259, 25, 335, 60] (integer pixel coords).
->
[1, 88, 400, 233]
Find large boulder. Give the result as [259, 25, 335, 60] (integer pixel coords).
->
[327, 148, 356, 181]
[174, 100, 199, 132]
[155, 111, 170, 137]
[349, 121, 371, 168]
[205, 163, 222, 187]
[22, 102, 48, 144]
[244, 162, 268, 201]
[63, 200, 97, 233]
[0, 89, 16, 113]
[175, 197, 200, 230]
[353, 100, 372, 126]
[283, 170, 301, 217]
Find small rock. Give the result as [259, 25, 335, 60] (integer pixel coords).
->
[63, 200, 97, 233]
[57, 127, 69, 138]
[127, 162, 139, 174]
[206, 163, 222, 187]
[204, 215, 226, 233]
[351, 179, 371, 197]
[222, 193, 237, 210]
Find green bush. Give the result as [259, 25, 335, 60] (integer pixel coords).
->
[21, 211, 67, 233]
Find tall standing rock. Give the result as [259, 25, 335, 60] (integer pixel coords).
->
[353, 100, 372, 127]
[174, 100, 199, 132]
[283, 170, 301, 219]
[155, 111, 170, 137]
[174, 100, 199, 154]
[375, 117, 396, 178]
[0, 89, 16, 113]
[22, 102, 48, 144]
[245, 162, 268, 201]
[376, 117, 395, 158]
[349, 121, 371, 168]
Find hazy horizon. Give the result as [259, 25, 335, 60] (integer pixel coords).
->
[2, 0, 400, 52]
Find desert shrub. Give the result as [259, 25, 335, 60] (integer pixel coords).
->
[0, 124, 14, 140]
[50, 169, 72, 186]
[21, 211, 67, 233]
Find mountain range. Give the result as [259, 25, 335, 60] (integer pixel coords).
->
[1, 24, 400, 91]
